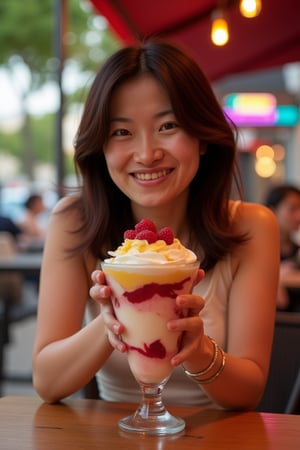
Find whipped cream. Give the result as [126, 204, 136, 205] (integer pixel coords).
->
[105, 238, 197, 265]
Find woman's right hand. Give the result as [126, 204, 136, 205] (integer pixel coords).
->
[90, 269, 127, 353]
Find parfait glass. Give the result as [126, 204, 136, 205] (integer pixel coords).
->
[101, 261, 199, 435]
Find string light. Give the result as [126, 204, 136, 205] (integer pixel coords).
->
[255, 144, 277, 178]
[211, 1, 262, 46]
[239, 0, 262, 18]
[256, 145, 274, 160]
[211, 11, 229, 46]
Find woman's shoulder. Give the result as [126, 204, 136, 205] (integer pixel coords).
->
[48, 194, 83, 232]
[52, 194, 81, 214]
[230, 200, 279, 234]
[230, 200, 280, 275]
[46, 194, 96, 266]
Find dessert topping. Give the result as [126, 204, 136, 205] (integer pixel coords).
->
[124, 219, 174, 245]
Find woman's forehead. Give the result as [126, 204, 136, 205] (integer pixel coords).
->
[110, 75, 171, 114]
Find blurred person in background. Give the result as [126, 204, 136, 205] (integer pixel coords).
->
[18, 194, 47, 250]
[265, 184, 300, 311]
[0, 216, 24, 304]
[0, 215, 23, 244]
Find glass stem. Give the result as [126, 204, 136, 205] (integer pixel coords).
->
[137, 382, 168, 419]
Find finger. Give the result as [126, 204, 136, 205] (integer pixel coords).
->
[176, 294, 205, 315]
[171, 343, 197, 366]
[91, 269, 105, 284]
[195, 269, 205, 285]
[167, 314, 202, 333]
[99, 298, 125, 337]
[89, 284, 111, 301]
[107, 330, 127, 353]
[171, 327, 205, 366]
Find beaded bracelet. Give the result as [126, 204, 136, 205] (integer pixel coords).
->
[183, 336, 219, 379]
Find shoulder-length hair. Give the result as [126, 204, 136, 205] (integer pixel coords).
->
[71, 39, 247, 271]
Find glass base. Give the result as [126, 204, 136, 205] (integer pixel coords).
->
[118, 409, 185, 435]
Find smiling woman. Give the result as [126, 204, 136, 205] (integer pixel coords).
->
[32, 40, 279, 417]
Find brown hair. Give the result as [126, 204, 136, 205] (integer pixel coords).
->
[71, 39, 246, 271]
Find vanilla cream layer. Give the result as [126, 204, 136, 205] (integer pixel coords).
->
[106, 238, 197, 265]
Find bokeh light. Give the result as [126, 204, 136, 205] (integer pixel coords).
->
[255, 156, 276, 178]
[256, 145, 274, 159]
[272, 144, 286, 161]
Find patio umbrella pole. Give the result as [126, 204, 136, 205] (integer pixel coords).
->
[53, 0, 67, 198]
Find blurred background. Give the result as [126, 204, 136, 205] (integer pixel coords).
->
[0, 0, 299, 397]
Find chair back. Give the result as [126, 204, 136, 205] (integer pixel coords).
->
[0, 232, 22, 304]
[257, 312, 300, 413]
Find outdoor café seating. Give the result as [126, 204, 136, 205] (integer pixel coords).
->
[0, 232, 38, 395]
[257, 311, 300, 414]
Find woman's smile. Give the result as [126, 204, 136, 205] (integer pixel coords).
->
[132, 168, 173, 182]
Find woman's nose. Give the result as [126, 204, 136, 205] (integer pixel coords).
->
[134, 135, 164, 165]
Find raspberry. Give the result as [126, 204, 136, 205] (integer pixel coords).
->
[135, 218, 157, 234]
[135, 230, 158, 243]
[158, 227, 174, 245]
[124, 229, 136, 240]
[128, 219, 174, 245]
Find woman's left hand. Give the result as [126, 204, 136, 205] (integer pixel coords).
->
[167, 269, 206, 366]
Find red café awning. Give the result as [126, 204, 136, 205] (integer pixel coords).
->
[88, 0, 300, 81]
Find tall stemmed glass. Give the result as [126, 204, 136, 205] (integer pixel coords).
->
[102, 261, 199, 435]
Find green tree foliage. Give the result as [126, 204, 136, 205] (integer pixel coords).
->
[0, 0, 120, 87]
[0, 0, 54, 82]
[0, 0, 120, 180]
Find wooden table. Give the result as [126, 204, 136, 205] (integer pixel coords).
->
[0, 396, 300, 449]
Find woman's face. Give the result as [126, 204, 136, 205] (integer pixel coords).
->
[276, 192, 300, 233]
[103, 74, 201, 213]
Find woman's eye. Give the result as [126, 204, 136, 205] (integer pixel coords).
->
[160, 122, 178, 131]
[111, 128, 130, 137]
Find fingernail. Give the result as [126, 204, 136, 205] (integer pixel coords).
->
[117, 342, 125, 352]
[113, 324, 120, 334]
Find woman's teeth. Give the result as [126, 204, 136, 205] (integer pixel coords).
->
[135, 170, 170, 180]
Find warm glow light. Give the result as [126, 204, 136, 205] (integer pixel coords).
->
[256, 145, 274, 160]
[272, 144, 285, 162]
[240, 0, 262, 18]
[255, 156, 276, 178]
[211, 17, 229, 46]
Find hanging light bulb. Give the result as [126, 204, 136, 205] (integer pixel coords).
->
[211, 10, 229, 46]
[240, 0, 262, 18]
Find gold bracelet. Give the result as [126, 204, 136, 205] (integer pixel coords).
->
[183, 336, 219, 379]
[197, 348, 226, 384]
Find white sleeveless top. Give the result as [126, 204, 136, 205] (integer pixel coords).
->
[90, 202, 239, 407]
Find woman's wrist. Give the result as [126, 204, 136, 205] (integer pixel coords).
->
[182, 335, 215, 374]
[182, 336, 226, 384]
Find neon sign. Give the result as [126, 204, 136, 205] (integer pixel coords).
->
[223, 93, 299, 126]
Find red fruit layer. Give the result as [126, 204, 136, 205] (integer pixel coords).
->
[128, 339, 166, 359]
[124, 277, 191, 303]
